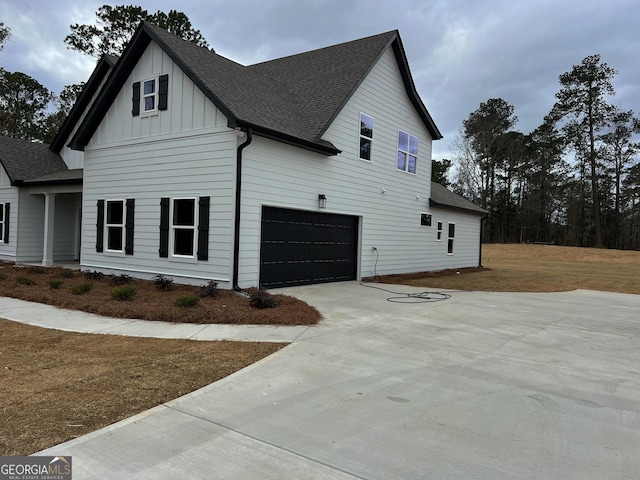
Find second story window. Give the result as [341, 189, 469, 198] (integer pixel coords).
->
[397, 130, 418, 174]
[143, 79, 157, 112]
[359, 113, 374, 161]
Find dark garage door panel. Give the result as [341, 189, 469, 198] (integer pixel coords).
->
[260, 207, 358, 288]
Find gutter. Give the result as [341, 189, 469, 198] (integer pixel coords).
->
[232, 127, 253, 291]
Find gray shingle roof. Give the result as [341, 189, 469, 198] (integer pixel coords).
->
[0, 136, 68, 184]
[430, 182, 487, 215]
[71, 22, 441, 154]
[22, 168, 82, 186]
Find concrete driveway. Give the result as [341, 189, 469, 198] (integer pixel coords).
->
[41, 283, 640, 479]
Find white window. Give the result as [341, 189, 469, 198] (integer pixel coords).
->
[172, 198, 197, 257]
[436, 221, 443, 241]
[105, 200, 125, 252]
[397, 130, 418, 174]
[448, 223, 455, 254]
[0, 203, 5, 242]
[359, 113, 374, 161]
[143, 78, 157, 113]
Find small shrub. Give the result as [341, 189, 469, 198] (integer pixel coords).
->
[17, 276, 35, 286]
[0, 273, 6, 281]
[199, 280, 219, 298]
[48, 280, 64, 290]
[60, 270, 75, 278]
[26, 265, 46, 274]
[174, 295, 199, 308]
[110, 274, 133, 286]
[110, 285, 137, 301]
[153, 274, 174, 291]
[84, 270, 105, 280]
[249, 290, 279, 309]
[71, 282, 93, 295]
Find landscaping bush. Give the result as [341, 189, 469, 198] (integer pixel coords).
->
[26, 266, 46, 274]
[48, 280, 63, 290]
[17, 277, 35, 286]
[71, 282, 93, 295]
[110, 274, 133, 286]
[249, 290, 279, 309]
[174, 295, 199, 308]
[110, 285, 137, 301]
[84, 271, 105, 280]
[60, 270, 75, 278]
[153, 274, 174, 291]
[0, 273, 6, 281]
[199, 280, 219, 298]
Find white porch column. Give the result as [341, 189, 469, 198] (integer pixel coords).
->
[42, 193, 56, 266]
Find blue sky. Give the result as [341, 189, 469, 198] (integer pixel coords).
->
[0, 0, 638, 160]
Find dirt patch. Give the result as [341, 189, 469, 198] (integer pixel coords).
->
[0, 318, 286, 455]
[0, 263, 321, 325]
[370, 244, 640, 295]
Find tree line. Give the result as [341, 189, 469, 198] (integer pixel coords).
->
[443, 54, 640, 250]
[0, 5, 208, 143]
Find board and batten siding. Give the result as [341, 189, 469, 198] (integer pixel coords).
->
[81, 42, 236, 283]
[238, 47, 481, 286]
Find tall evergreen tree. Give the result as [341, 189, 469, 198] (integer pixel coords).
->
[553, 54, 617, 247]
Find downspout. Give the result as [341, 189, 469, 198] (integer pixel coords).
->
[232, 127, 252, 291]
[479, 215, 487, 267]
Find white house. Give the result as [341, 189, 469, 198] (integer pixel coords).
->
[0, 22, 485, 289]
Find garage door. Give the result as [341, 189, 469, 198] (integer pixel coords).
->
[260, 207, 358, 288]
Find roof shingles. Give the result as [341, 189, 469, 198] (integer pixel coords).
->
[0, 136, 68, 184]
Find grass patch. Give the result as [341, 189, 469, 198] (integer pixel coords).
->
[370, 244, 640, 295]
[0, 318, 286, 455]
[0, 263, 321, 325]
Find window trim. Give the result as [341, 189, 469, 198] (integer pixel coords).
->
[104, 199, 126, 254]
[170, 197, 198, 259]
[447, 222, 455, 255]
[141, 77, 159, 115]
[436, 221, 443, 241]
[359, 112, 374, 162]
[397, 130, 419, 175]
[0, 203, 5, 243]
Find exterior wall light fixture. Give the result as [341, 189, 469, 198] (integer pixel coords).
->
[318, 194, 327, 209]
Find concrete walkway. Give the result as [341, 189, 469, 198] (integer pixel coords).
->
[3, 283, 639, 479]
[0, 296, 309, 343]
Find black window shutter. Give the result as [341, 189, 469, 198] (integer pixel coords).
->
[197, 196, 210, 261]
[125, 199, 135, 255]
[159, 197, 170, 258]
[3, 203, 9, 243]
[96, 200, 104, 252]
[132, 82, 140, 116]
[158, 74, 169, 111]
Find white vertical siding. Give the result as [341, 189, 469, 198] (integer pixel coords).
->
[88, 43, 226, 149]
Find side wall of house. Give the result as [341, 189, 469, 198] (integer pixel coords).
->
[15, 191, 44, 262]
[427, 208, 482, 271]
[237, 47, 481, 286]
[0, 166, 18, 261]
[80, 42, 236, 284]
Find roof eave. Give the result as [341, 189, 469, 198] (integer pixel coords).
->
[238, 121, 341, 156]
[429, 198, 486, 216]
[21, 178, 83, 187]
[51, 55, 116, 153]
